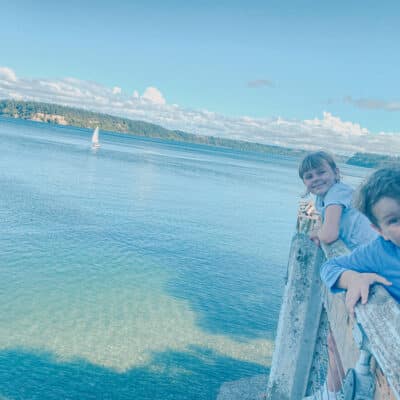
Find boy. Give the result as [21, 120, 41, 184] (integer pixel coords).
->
[321, 167, 400, 316]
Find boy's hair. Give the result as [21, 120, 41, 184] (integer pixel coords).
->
[356, 167, 400, 227]
[298, 151, 338, 180]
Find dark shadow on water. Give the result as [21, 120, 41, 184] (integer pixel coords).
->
[0, 346, 268, 400]
[166, 247, 283, 341]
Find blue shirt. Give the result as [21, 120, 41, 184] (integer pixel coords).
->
[315, 182, 378, 250]
[321, 236, 400, 303]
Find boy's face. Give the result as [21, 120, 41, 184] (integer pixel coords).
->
[372, 196, 400, 246]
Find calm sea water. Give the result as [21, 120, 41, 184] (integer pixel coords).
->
[0, 117, 370, 399]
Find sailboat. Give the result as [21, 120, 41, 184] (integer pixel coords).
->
[91, 126, 100, 149]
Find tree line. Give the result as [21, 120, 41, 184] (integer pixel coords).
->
[0, 99, 397, 167]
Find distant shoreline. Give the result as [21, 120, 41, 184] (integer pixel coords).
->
[1, 99, 398, 168]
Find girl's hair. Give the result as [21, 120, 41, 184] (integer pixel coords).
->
[298, 151, 338, 180]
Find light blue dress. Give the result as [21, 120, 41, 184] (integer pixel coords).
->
[315, 182, 378, 250]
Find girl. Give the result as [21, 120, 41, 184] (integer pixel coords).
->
[299, 151, 377, 400]
[299, 150, 377, 250]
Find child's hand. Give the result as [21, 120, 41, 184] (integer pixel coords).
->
[341, 271, 392, 316]
[309, 229, 320, 247]
[305, 202, 316, 216]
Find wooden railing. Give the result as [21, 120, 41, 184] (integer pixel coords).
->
[266, 207, 400, 400]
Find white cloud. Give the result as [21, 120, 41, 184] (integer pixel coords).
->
[0, 67, 17, 82]
[112, 86, 122, 95]
[142, 86, 166, 104]
[0, 66, 399, 156]
[304, 111, 368, 137]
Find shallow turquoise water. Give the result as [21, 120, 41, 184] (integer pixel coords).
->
[0, 117, 370, 399]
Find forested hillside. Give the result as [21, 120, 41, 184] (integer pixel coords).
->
[0, 100, 308, 157]
[1, 100, 397, 168]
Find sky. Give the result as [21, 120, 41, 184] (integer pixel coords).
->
[1, 0, 400, 155]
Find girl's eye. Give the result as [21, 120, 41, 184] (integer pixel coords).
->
[388, 218, 400, 225]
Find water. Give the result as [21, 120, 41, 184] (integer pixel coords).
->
[0, 117, 371, 399]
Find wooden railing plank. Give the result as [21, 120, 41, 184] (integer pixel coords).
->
[356, 286, 400, 399]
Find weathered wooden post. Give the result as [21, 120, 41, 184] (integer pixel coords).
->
[266, 232, 325, 399]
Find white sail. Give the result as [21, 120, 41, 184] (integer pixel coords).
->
[91, 127, 100, 148]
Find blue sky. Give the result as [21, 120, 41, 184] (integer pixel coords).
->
[1, 0, 399, 154]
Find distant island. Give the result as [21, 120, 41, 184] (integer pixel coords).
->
[0, 99, 398, 168]
[345, 152, 400, 168]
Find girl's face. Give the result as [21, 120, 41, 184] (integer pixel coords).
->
[302, 160, 339, 196]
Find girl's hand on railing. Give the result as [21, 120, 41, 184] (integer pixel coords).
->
[309, 229, 321, 247]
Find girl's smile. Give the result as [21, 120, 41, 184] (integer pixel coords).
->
[302, 160, 339, 197]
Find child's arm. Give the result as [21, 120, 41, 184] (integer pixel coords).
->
[320, 242, 392, 316]
[313, 183, 354, 246]
[317, 204, 342, 244]
[309, 204, 342, 246]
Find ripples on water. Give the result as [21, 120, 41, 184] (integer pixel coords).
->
[0, 118, 371, 399]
